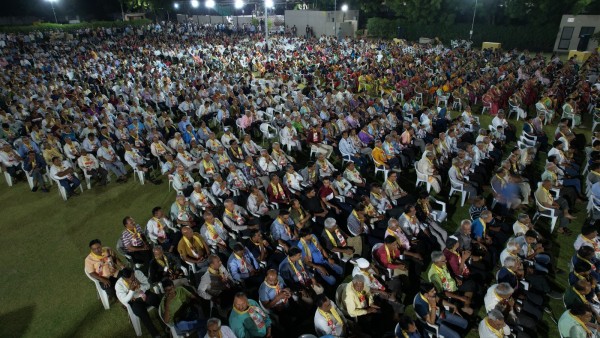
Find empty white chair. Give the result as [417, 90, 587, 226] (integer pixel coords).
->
[133, 168, 145, 185]
[374, 163, 390, 181]
[84, 269, 111, 310]
[449, 177, 469, 207]
[259, 123, 278, 145]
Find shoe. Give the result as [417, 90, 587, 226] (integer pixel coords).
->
[548, 290, 562, 299]
[555, 268, 566, 275]
[31, 186, 38, 192]
[392, 168, 402, 173]
[41, 187, 49, 193]
[543, 307, 552, 314]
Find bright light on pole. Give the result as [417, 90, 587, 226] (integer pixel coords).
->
[205, 0, 215, 8]
[174, 2, 179, 9]
[265, 0, 274, 9]
[235, 0, 244, 9]
[46, 0, 58, 24]
[191, 0, 199, 8]
[341, 4, 348, 11]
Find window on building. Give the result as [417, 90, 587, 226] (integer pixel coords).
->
[558, 26, 574, 50]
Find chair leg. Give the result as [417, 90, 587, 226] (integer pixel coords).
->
[460, 191, 467, 207]
[550, 217, 557, 233]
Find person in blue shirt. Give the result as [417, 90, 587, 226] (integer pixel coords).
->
[270, 210, 298, 250]
[227, 243, 265, 289]
[279, 247, 320, 293]
[413, 283, 467, 338]
[395, 314, 422, 338]
[177, 115, 193, 134]
[297, 228, 343, 286]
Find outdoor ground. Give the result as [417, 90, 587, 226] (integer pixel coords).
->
[0, 109, 591, 338]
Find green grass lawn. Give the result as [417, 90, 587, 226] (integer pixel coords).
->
[0, 108, 591, 338]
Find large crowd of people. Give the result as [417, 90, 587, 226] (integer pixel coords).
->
[1, 20, 600, 337]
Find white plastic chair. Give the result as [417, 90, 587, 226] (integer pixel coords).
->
[126, 302, 155, 336]
[412, 294, 442, 338]
[414, 92, 423, 105]
[158, 307, 185, 338]
[3, 168, 14, 187]
[84, 269, 111, 310]
[452, 94, 462, 111]
[449, 177, 469, 207]
[428, 196, 447, 223]
[593, 111, 600, 132]
[481, 100, 492, 115]
[259, 123, 278, 145]
[371, 243, 393, 279]
[133, 168, 145, 185]
[22, 163, 35, 189]
[531, 197, 558, 233]
[374, 163, 390, 181]
[52, 173, 83, 201]
[437, 95, 449, 108]
[508, 101, 521, 121]
[414, 163, 431, 193]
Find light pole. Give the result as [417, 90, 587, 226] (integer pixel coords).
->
[265, 0, 273, 51]
[46, 0, 58, 24]
[235, 0, 244, 28]
[469, 0, 478, 41]
[333, 0, 336, 37]
[341, 4, 347, 39]
[205, 0, 215, 24]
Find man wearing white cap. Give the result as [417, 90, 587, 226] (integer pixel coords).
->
[352, 258, 405, 315]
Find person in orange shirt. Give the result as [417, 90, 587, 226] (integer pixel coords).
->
[372, 139, 401, 171]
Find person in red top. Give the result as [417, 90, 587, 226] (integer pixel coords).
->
[442, 237, 471, 280]
[306, 124, 333, 158]
[375, 236, 409, 278]
[318, 177, 347, 215]
[266, 175, 291, 209]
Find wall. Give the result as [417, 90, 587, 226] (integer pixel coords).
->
[284, 10, 358, 38]
[554, 15, 599, 52]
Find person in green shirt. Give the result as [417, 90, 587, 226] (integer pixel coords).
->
[427, 251, 474, 316]
[558, 304, 597, 338]
[229, 292, 272, 338]
[160, 279, 202, 333]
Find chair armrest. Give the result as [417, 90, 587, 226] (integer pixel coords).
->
[432, 198, 446, 213]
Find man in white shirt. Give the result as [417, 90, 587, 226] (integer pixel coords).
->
[172, 165, 195, 196]
[97, 139, 128, 182]
[314, 294, 347, 337]
[123, 143, 161, 184]
[478, 309, 511, 338]
[339, 131, 368, 170]
[146, 206, 175, 250]
[205, 318, 236, 338]
[50, 156, 81, 197]
[82, 133, 101, 153]
[115, 268, 162, 337]
[78, 148, 108, 186]
[0, 143, 22, 177]
[63, 138, 81, 160]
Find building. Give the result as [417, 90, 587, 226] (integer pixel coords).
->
[284, 10, 358, 39]
[554, 15, 599, 53]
